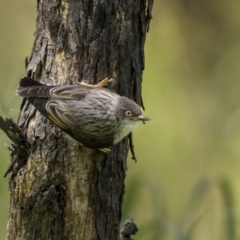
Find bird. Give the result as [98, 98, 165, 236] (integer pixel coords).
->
[17, 77, 151, 152]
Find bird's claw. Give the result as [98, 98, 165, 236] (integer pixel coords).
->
[96, 78, 113, 87]
[98, 148, 111, 153]
[80, 78, 113, 88]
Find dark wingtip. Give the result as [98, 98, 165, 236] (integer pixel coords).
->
[19, 77, 44, 87]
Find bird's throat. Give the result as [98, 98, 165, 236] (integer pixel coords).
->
[113, 121, 139, 144]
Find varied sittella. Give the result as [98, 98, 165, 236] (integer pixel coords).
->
[17, 77, 151, 152]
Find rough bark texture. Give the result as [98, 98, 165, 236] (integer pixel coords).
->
[5, 1, 153, 239]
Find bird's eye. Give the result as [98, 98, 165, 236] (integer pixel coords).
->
[125, 110, 132, 117]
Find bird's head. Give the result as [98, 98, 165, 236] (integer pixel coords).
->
[116, 97, 151, 123]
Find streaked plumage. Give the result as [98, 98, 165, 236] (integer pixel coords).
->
[17, 77, 150, 150]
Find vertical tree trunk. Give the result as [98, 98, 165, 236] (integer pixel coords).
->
[6, 1, 153, 239]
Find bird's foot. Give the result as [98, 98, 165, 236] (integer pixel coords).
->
[80, 78, 113, 88]
[98, 148, 111, 153]
[96, 78, 113, 87]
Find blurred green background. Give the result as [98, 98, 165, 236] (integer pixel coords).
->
[1, 1, 240, 239]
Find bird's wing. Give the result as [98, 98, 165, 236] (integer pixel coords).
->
[17, 77, 86, 100]
[28, 98, 115, 148]
[27, 98, 72, 132]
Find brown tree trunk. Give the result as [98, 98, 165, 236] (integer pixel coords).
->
[5, 1, 153, 239]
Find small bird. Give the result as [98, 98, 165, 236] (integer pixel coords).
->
[17, 77, 150, 152]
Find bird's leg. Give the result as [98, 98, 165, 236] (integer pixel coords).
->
[98, 148, 111, 153]
[80, 78, 113, 88]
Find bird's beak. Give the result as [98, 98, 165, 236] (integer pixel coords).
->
[135, 115, 152, 123]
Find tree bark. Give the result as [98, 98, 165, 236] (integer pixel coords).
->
[5, 1, 153, 239]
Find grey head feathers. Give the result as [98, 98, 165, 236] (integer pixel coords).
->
[115, 97, 142, 120]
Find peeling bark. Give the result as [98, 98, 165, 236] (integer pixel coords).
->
[3, 1, 153, 239]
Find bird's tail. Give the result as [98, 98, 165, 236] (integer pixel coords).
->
[17, 77, 54, 98]
[19, 77, 44, 88]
